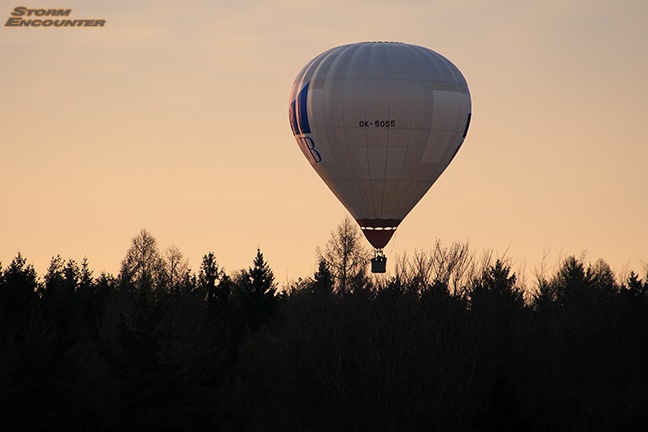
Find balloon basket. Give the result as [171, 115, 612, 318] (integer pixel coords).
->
[371, 249, 387, 273]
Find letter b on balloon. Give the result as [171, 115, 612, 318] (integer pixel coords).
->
[289, 82, 322, 164]
[296, 136, 321, 163]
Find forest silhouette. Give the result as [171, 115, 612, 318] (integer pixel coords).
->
[1, 223, 648, 431]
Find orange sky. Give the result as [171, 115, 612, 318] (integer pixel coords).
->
[1, 0, 647, 283]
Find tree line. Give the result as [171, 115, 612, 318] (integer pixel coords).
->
[1, 221, 648, 431]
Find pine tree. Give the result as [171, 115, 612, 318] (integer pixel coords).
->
[313, 258, 334, 294]
[199, 252, 230, 311]
[0, 252, 39, 338]
[236, 249, 277, 331]
[247, 248, 276, 298]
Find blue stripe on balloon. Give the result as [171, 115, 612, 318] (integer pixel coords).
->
[289, 82, 311, 135]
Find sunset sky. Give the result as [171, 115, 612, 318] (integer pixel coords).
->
[1, 0, 647, 283]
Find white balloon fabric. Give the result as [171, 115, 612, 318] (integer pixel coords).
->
[289, 42, 471, 249]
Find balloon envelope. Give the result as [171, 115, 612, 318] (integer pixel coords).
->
[289, 42, 471, 249]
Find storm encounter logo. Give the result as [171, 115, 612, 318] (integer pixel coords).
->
[5, 6, 106, 27]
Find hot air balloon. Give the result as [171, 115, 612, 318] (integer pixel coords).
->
[289, 41, 471, 272]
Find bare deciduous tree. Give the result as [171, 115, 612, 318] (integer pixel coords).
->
[393, 240, 474, 295]
[119, 229, 164, 290]
[317, 217, 370, 293]
[162, 245, 190, 290]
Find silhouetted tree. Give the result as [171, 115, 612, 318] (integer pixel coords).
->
[0, 252, 39, 339]
[199, 251, 230, 311]
[466, 259, 530, 430]
[79, 258, 93, 289]
[470, 259, 524, 311]
[119, 229, 164, 291]
[161, 245, 190, 291]
[312, 258, 334, 294]
[247, 249, 276, 296]
[318, 217, 370, 293]
[552, 255, 592, 307]
[234, 249, 277, 331]
[43, 255, 66, 300]
[75, 258, 100, 329]
[394, 241, 474, 296]
[625, 271, 648, 298]
[0, 254, 40, 430]
[41, 256, 82, 357]
[588, 258, 618, 298]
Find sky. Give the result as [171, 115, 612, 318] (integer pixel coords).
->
[1, 0, 647, 284]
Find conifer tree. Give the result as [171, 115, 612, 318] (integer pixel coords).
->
[236, 249, 276, 330]
[247, 248, 276, 298]
[0, 252, 38, 337]
[199, 252, 230, 310]
[313, 258, 334, 294]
